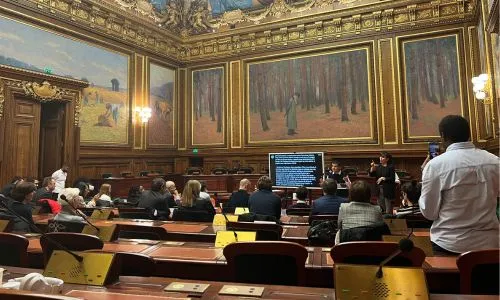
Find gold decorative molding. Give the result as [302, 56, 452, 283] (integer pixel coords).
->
[22, 81, 66, 102]
[0, 80, 4, 120]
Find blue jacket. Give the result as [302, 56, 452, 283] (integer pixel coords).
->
[248, 190, 281, 219]
[310, 194, 347, 216]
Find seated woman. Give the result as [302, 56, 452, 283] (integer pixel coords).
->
[172, 180, 215, 222]
[87, 184, 113, 207]
[54, 188, 86, 223]
[335, 180, 384, 244]
[290, 186, 310, 208]
[74, 182, 90, 201]
[395, 180, 422, 218]
[7, 181, 37, 232]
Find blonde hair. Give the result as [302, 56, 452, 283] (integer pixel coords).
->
[58, 188, 85, 209]
[181, 180, 201, 207]
[99, 184, 111, 196]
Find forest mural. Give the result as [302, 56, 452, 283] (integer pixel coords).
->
[403, 35, 462, 138]
[247, 48, 372, 143]
[192, 67, 225, 145]
[0, 16, 129, 144]
[148, 63, 175, 146]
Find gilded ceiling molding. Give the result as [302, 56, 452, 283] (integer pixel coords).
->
[183, 0, 477, 61]
[22, 81, 68, 102]
[113, 0, 158, 20]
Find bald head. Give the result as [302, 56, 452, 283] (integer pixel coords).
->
[239, 178, 251, 191]
[165, 181, 177, 193]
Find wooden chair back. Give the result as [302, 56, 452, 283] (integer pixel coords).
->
[309, 214, 338, 224]
[40, 232, 104, 265]
[0, 232, 29, 267]
[286, 208, 311, 216]
[223, 241, 308, 286]
[172, 209, 214, 222]
[116, 224, 168, 240]
[226, 221, 282, 241]
[47, 219, 86, 233]
[118, 207, 151, 219]
[457, 248, 500, 295]
[330, 241, 425, 267]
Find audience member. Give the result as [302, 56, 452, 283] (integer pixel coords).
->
[290, 186, 310, 208]
[310, 179, 346, 215]
[395, 180, 421, 217]
[51, 165, 69, 193]
[175, 180, 215, 217]
[226, 178, 251, 208]
[127, 185, 143, 206]
[54, 188, 85, 223]
[6, 181, 37, 232]
[32, 177, 57, 204]
[0, 176, 23, 197]
[369, 151, 396, 214]
[87, 183, 112, 207]
[419, 115, 499, 254]
[137, 178, 172, 220]
[165, 180, 180, 206]
[199, 181, 211, 202]
[74, 182, 90, 201]
[248, 176, 281, 220]
[327, 160, 345, 183]
[335, 180, 384, 244]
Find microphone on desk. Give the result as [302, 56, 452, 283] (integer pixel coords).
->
[376, 238, 414, 278]
[221, 210, 238, 242]
[60, 195, 100, 232]
[0, 193, 84, 262]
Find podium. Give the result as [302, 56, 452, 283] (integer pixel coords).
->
[334, 264, 428, 300]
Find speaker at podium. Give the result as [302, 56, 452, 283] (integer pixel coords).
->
[334, 264, 429, 300]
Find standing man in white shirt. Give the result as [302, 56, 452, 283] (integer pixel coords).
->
[51, 165, 69, 194]
[419, 115, 499, 254]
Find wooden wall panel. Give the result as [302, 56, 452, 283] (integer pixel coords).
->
[378, 39, 398, 144]
[230, 61, 242, 148]
[178, 68, 187, 150]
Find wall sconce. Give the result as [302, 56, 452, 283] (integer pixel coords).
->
[472, 74, 492, 104]
[134, 106, 152, 123]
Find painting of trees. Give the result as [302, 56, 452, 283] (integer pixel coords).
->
[193, 67, 224, 145]
[404, 35, 462, 137]
[248, 48, 372, 143]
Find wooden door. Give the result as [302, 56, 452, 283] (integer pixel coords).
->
[39, 103, 65, 178]
[3, 96, 41, 179]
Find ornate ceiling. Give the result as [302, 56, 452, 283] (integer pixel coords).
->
[2, 0, 479, 62]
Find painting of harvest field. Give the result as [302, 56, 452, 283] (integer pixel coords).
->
[247, 48, 372, 143]
[148, 63, 175, 146]
[0, 16, 129, 144]
[403, 35, 462, 138]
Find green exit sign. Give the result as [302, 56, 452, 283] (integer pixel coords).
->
[44, 67, 53, 74]
[192, 148, 199, 154]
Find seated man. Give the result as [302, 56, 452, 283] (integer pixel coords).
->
[248, 176, 281, 220]
[165, 180, 180, 207]
[226, 178, 251, 208]
[138, 178, 173, 220]
[395, 180, 421, 218]
[419, 115, 499, 255]
[32, 177, 57, 204]
[327, 160, 345, 183]
[290, 186, 310, 208]
[310, 178, 346, 216]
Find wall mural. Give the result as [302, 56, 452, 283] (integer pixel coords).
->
[403, 35, 462, 138]
[492, 33, 500, 107]
[0, 16, 129, 145]
[148, 63, 175, 146]
[247, 48, 372, 143]
[192, 67, 225, 145]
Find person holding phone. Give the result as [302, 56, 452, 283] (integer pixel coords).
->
[369, 152, 396, 214]
[421, 143, 441, 171]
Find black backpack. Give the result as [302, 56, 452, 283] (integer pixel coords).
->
[307, 220, 337, 246]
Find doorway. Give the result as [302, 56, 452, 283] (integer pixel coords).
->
[39, 102, 65, 179]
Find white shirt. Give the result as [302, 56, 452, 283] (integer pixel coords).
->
[419, 142, 499, 253]
[51, 169, 67, 193]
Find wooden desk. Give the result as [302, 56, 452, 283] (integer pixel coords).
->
[1, 266, 496, 300]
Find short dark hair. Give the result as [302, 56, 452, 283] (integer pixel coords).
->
[321, 178, 337, 195]
[74, 182, 89, 197]
[331, 160, 340, 166]
[151, 178, 166, 192]
[439, 115, 470, 143]
[349, 180, 371, 203]
[295, 186, 308, 200]
[401, 180, 422, 203]
[257, 176, 273, 191]
[380, 151, 393, 164]
[11, 182, 36, 202]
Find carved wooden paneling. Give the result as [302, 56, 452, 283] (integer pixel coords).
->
[378, 38, 398, 144]
[230, 61, 242, 148]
